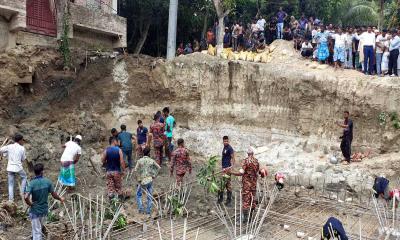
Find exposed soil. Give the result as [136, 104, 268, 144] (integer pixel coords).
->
[0, 42, 398, 239]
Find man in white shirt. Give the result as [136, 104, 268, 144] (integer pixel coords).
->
[301, 39, 313, 57]
[333, 28, 347, 69]
[256, 16, 266, 35]
[0, 134, 27, 201]
[344, 28, 354, 69]
[355, 26, 376, 74]
[311, 26, 318, 45]
[58, 135, 82, 188]
[376, 29, 388, 76]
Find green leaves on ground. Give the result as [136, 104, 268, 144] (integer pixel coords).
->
[379, 111, 400, 129]
[167, 195, 185, 216]
[115, 215, 127, 230]
[47, 211, 59, 223]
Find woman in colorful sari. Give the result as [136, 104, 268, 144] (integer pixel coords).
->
[315, 26, 330, 63]
[59, 135, 82, 190]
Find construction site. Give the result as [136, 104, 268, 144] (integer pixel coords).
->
[1, 1, 400, 240]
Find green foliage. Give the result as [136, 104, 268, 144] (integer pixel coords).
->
[390, 112, 399, 122]
[47, 211, 59, 223]
[341, 0, 379, 26]
[379, 112, 388, 126]
[105, 198, 121, 220]
[167, 195, 185, 216]
[59, 12, 71, 68]
[197, 156, 228, 194]
[379, 111, 400, 129]
[390, 112, 400, 129]
[114, 215, 127, 229]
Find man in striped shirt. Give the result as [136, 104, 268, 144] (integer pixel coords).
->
[0, 133, 28, 201]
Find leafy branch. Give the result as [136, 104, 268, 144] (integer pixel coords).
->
[59, 11, 71, 69]
[197, 156, 229, 194]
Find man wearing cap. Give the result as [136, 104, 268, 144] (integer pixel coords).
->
[58, 135, 82, 189]
[232, 147, 264, 223]
[0, 133, 27, 201]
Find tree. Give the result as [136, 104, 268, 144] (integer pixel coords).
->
[212, 0, 235, 55]
[341, 0, 379, 26]
[119, 0, 169, 54]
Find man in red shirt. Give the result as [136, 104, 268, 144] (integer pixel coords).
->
[170, 139, 192, 185]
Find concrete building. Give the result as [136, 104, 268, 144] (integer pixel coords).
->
[0, 0, 126, 51]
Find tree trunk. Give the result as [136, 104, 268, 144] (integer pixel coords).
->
[256, 0, 261, 17]
[212, 0, 229, 56]
[379, 0, 384, 30]
[201, 8, 209, 40]
[134, 20, 151, 54]
[216, 16, 224, 55]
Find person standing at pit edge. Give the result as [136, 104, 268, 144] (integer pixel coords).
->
[218, 136, 235, 206]
[336, 111, 353, 165]
[118, 124, 134, 170]
[163, 107, 176, 162]
[0, 133, 28, 202]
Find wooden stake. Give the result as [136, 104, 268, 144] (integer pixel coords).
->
[157, 221, 163, 240]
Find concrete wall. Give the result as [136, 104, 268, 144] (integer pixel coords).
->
[0, 19, 9, 50]
[69, 2, 126, 48]
[73, 0, 115, 14]
[71, 28, 113, 49]
[0, 0, 25, 50]
[0, 0, 25, 11]
[16, 31, 57, 47]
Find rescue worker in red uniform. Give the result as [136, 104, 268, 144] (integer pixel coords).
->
[170, 138, 192, 185]
[233, 147, 264, 222]
[149, 114, 165, 165]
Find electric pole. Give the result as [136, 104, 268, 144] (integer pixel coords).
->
[166, 0, 178, 60]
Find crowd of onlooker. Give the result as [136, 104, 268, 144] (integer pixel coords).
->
[290, 14, 400, 76]
[177, 7, 400, 77]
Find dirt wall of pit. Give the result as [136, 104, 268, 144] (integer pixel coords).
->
[147, 41, 400, 155]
